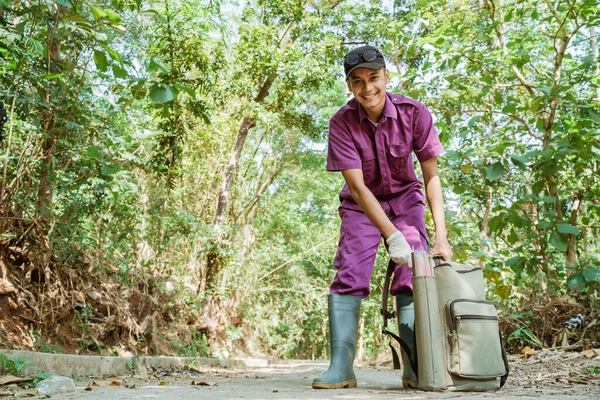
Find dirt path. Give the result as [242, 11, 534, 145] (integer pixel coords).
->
[11, 353, 600, 400]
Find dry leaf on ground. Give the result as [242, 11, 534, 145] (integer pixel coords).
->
[0, 376, 32, 386]
[191, 381, 217, 386]
[581, 349, 596, 358]
[521, 346, 535, 358]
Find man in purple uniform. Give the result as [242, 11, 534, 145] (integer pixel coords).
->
[312, 45, 452, 389]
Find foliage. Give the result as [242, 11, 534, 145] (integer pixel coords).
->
[0, 0, 599, 361]
[0, 355, 51, 385]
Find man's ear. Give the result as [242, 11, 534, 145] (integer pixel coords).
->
[346, 79, 352, 92]
[385, 68, 390, 84]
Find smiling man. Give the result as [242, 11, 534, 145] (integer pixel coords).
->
[312, 45, 452, 390]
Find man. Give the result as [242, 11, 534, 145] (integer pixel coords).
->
[312, 45, 452, 389]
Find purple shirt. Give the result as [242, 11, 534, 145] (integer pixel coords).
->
[326, 92, 444, 215]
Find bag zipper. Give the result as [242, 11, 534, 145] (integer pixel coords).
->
[449, 299, 497, 331]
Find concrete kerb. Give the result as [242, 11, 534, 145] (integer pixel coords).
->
[0, 349, 269, 378]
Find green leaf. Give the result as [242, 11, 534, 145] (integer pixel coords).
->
[94, 50, 108, 72]
[173, 82, 196, 97]
[42, 73, 63, 79]
[502, 103, 517, 113]
[95, 31, 108, 42]
[486, 161, 505, 181]
[467, 115, 482, 129]
[90, 6, 107, 20]
[588, 110, 600, 124]
[87, 146, 103, 159]
[530, 96, 543, 113]
[567, 272, 586, 291]
[101, 45, 122, 64]
[582, 268, 600, 283]
[510, 155, 527, 169]
[536, 86, 551, 95]
[148, 58, 169, 73]
[29, 38, 44, 55]
[505, 255, 524, 266]
[112, 64, 127, 79]
[149, 85, 175, 103]
[480, 75, 493, 84]
[537, 220, 551, 230]
[55, 0, 73, 7]
[101, 164, 122, 176]
[549, 231, 568, 251]
[507, 229, 518, 245]
[452, 185, 466, 194]
[489, 214, 505, 232]
[557, 223, 580, 236]
[0, 233, 17, 239]
[104, 10, 122, 24]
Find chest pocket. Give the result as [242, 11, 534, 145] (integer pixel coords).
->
[389, 143, 416, 181]
[357, 145, 378, 187]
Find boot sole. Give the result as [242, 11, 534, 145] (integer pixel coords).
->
[312, 379, 357, 389]
[402, 378, 418, 389]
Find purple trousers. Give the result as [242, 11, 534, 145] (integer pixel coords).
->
[330, 201, 429, 299]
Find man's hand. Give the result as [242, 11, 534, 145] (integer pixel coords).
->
[431, 236, 452, 261]
[386, 230, 412, 266]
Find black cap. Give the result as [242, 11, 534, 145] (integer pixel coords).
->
[343, 45, 386, 79]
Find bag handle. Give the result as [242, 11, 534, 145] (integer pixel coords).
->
[431, 255, 445, 266]
[380, 260, 397, 331]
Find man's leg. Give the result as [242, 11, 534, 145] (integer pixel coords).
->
[312, 207, 381, 389]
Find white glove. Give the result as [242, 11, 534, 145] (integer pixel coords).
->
[386, 230, 412, 266]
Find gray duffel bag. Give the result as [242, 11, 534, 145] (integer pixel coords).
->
[382, 254, 509, 391]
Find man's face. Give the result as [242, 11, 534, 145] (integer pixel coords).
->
[346, 67, 390, 120]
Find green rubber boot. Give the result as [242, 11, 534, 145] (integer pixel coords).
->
[396, 292, 418, 388]
[312, 294, 361, 389]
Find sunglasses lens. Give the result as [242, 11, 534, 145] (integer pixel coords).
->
[363, 49, 378, 62]
[346, 53, 360, 65]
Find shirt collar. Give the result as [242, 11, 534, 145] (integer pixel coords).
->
[354, 91, 398, 122]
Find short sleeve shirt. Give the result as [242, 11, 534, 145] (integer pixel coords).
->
[326, 92, 444, 215]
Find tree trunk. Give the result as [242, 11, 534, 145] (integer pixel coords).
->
[204, 116, 256, 292]
[35, 6, 65, 275]
[565, 194, 582, 273]
[204, 73, 276, 291]
[357, 314, 364, 361]
[591, 26, 600, 101]
[479, 187, 493, 268]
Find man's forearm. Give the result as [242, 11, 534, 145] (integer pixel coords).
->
[348, 184, 397, 239]
[425, 175, 447, 238]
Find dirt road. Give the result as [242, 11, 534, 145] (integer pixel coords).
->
[19, 357, 600, 400]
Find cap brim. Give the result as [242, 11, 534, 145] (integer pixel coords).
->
[345, 61, 385, 79]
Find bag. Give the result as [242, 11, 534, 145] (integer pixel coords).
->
[381, 255, 509, 391]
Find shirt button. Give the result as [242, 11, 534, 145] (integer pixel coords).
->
[392, 98, 398, 102]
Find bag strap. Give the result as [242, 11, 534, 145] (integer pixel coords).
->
[499, 330, 510, 388]
[381, 259, 418, 375]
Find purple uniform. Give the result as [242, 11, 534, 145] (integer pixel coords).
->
[326, 92, 444, 298]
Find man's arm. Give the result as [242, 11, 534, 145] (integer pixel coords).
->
[341, 168, 412, 265]
[420, 156, 452, 260]
[341, 168, 396, 238]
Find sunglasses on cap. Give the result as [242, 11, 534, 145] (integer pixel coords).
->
[344, 49, 380, 66]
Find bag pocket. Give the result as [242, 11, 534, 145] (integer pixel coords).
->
[446, 299, 507, 379]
